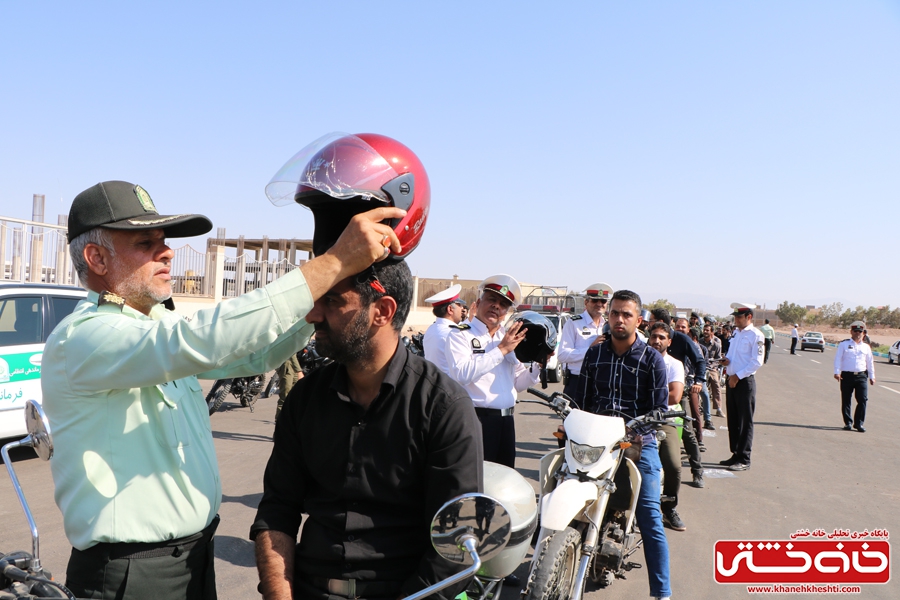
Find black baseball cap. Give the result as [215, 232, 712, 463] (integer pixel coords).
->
[67, 180, 212, 242]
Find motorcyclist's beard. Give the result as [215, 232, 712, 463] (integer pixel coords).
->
[314, 308, 374, 366]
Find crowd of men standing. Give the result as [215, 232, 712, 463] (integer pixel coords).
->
[421, 278, 769, 600]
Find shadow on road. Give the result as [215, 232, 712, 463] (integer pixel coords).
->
[755, 420, 845, 431]
[222, 492, 262, 510]
[212, 431, 272, 443]
[214, 535, 256, 568]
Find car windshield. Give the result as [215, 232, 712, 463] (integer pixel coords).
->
[804, 332, 823, 338]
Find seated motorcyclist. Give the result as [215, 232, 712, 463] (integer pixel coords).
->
[574, 290, 672, 600]
[250, 134, 483, 600]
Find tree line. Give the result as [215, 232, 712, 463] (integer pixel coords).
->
[775, 301, 900, 329]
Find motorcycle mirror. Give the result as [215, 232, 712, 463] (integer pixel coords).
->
[430, 493, 511, 565]
[24, 400, 53, 461]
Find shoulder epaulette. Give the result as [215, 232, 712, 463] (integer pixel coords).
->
[840, 338, 851, 343]
[450, 323, 471, 330]
[97, 290, 126, 311]
[571, 315, 583, 321]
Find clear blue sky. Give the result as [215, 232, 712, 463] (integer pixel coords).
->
[2, 1, 898, 316]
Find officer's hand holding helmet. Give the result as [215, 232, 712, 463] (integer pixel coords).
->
[511, 311, 558, 366]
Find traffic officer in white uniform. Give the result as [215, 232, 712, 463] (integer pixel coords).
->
[719, 302, 765, 471]
[834, 320, 875, 432]
[421, 283, 467, 374]
[445, 274, 540, 469]
[557, 282, 612, 404]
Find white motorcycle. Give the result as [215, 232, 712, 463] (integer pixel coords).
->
[521, 388, 684, 600]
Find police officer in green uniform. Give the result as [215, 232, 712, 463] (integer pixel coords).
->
[42, 180, 404, 600]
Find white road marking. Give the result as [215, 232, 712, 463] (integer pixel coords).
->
[811, 359, 821, 364]
[880, 385, 900, 395]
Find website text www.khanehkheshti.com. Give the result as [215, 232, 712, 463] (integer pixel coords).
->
[747, 584, 862, 594]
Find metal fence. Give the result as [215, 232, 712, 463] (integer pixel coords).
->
[221, 255, 298, 298]
[169, 244, 216, 296]
[1, 217, 76, 285]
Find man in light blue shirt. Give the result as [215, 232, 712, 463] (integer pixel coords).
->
[42, 180, 404, 600]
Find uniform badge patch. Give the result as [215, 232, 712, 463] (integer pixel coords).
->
[472, 339, 481, 349]
[98, 290, 126, 310]
[134, 185, 157, 212]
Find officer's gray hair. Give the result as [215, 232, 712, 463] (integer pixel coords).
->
[69, 228, 116, 286]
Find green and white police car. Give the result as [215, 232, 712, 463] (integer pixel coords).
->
[0, 283, 87, 440]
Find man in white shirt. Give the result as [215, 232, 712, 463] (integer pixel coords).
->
[421, 284, 467, 374]
[445, 274, 540, 469]
[648, 321, 691, 532]
[557, 282, 611, 404]
[720, 303, 765, 471]
[833, 321, 876, 433]
[790, 324, 800, 355]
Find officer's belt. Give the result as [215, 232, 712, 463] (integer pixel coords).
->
[474, 406, 515, 417]
[77, 514, 219, 561]
[841, 371, 867, 376]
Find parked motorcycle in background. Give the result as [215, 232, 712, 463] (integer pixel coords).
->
[402, 330, 424, 356]
[207, 373, 268, 415]
[522, 388, 684, 600]
[208, 339, 334, 416]
[297, 339, 333, 375]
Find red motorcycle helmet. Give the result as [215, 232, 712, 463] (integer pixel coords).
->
[266, 132, 430, 261]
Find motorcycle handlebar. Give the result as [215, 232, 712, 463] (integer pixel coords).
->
[526, 387, 552, 402]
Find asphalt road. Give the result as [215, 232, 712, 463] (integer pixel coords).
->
[2, 341, 899, 599]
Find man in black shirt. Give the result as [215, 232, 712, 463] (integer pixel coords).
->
[251, 260, 483, 600]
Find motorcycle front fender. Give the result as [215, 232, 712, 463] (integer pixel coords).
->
[540, 478, 599, 532]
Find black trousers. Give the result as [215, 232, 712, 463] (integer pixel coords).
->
[840, 371, 868, 428]
[764, 339, 772, 363]
[65, 517, 218, 600]
[790, 338, 798, 354]
[725, 375, 756, 465]
[562, 374, 581, 408]
[476, 410, 516, 468]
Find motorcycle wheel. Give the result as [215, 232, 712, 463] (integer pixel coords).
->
[522, 527, 581, 600]
[241, 374, 267, 411]
[263, 376, 279, 399]
[207, 379, 233, 416]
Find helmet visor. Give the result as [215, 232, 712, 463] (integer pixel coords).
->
[266, 132, 401, 206]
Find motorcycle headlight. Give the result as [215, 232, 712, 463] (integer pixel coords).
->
[570, 442, 605, 465]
